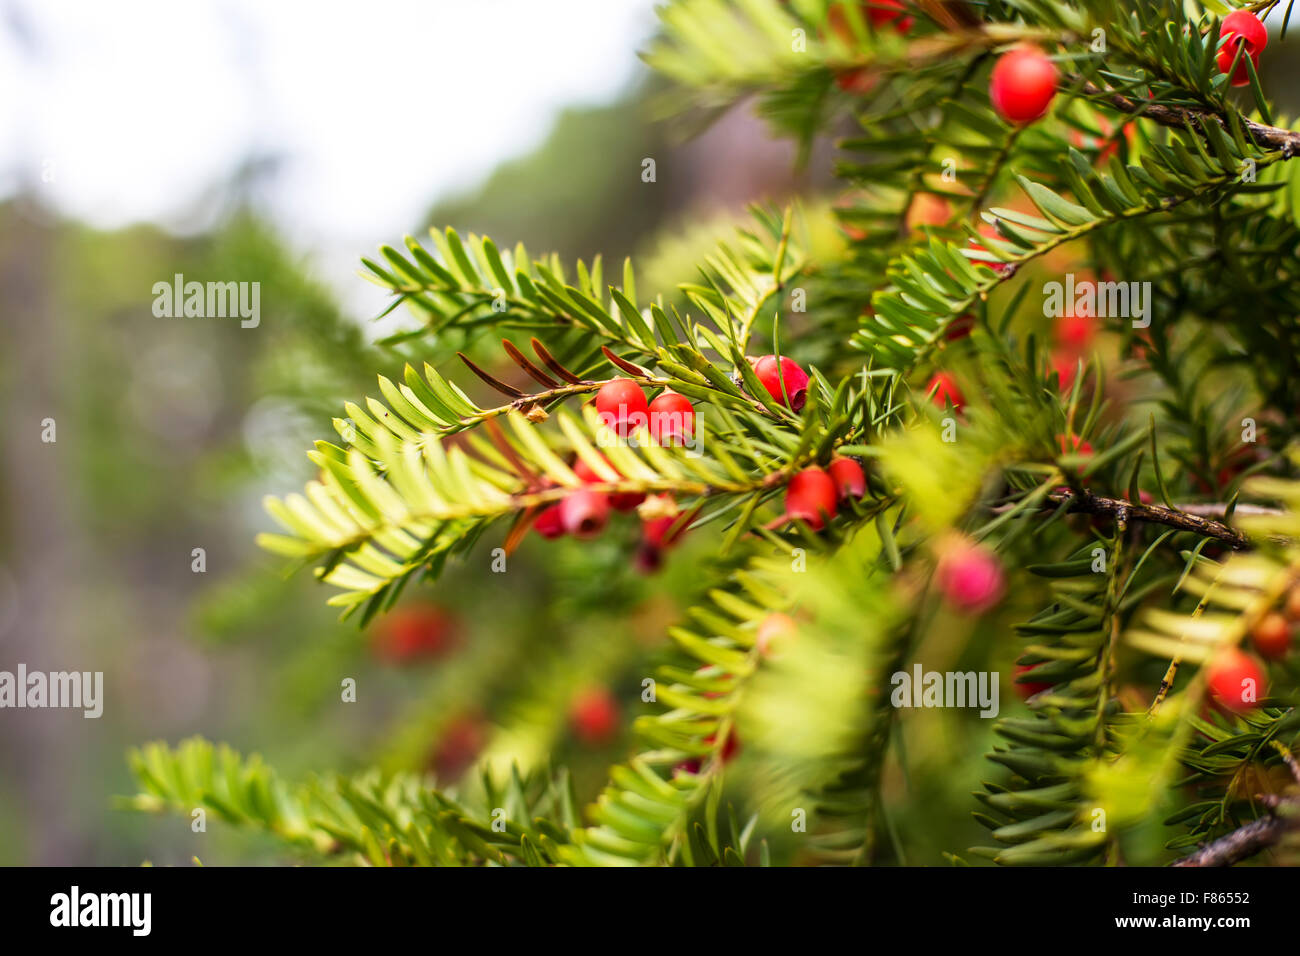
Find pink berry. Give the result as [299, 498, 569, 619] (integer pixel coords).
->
[751, 355, 810, 412]
[559, 489, 610, 538]
[935, 539, 1005, 612]
[990, 46, 1058, 125]
[595, 378, 648, 436]
[756, 612, 798, 657]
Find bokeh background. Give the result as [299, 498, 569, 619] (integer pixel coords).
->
[2, 1, 1299, 866]
[0, 0, 825, 865]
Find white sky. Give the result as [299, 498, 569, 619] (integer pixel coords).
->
[0, 0, 659, 311]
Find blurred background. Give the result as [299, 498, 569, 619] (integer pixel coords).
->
[0, 0, 826, 864]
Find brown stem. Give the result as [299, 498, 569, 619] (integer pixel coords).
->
[1171, 803, 1297, 867]
[1048, 489, 1250, 550]
[1081, 82, 1300, 157]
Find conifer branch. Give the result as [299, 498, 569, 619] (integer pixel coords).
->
[1171, 797, 1299, 867]
[1047, 489, 1250, 550]
[1081, 83, 1300, 158]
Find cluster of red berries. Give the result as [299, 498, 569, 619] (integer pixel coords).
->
[1216, 11, 1267, 87]
[372, 604, 459, 664]
[986, 12, 1267, 126]
[783, 457, 867, 530]
[593, 377, 695, 442]
[826, 1, 913, 93]
[534, 378, 696, 564]
[534, 457, 689, 565]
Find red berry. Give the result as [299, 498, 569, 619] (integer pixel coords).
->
[828, 456, 867, 500]
[1051, 349, 1082, 392]
[935, 538, 1005, 612]
[1055, 307, 1096, 351]
[431, 713, 487, 779]
[906, 192, 951, 234]
[829, 1, 913, 39]
[785, 466, 838, 530]
[751, 355, 810, 412]
[1252, 612, 1291, 661]
[569, 687, 620, 746]
[595, 378, 649, 437]
[1206, 647, 1266, 713]
[869, 0, 913, 31]
[641, 494, 681, 549]
[1057, 432, 1093, 458]
[756, 612, 798, 657]
[927, 371, 964, 410]
[559, 489, 610, 538]
[634, 542, 663, 574]
[609, 491, 645, 511]
[373, 604, 458, 663]
[1217, 11, 1267, 87]
[836, 67, 879, 94]
[946, 313, 976, 341]
[715, 727, 740, 763]
[1069, 117, 1133, 163]
[968, 225, 1012, 274]
[533, 504, 566, 539]
[573, 454, 643, 510]
[989, 46, 1058, 125]
[1013, 663, 1053, 699]
[677, 728, 741, 775]
[648, 389, 695, 444]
